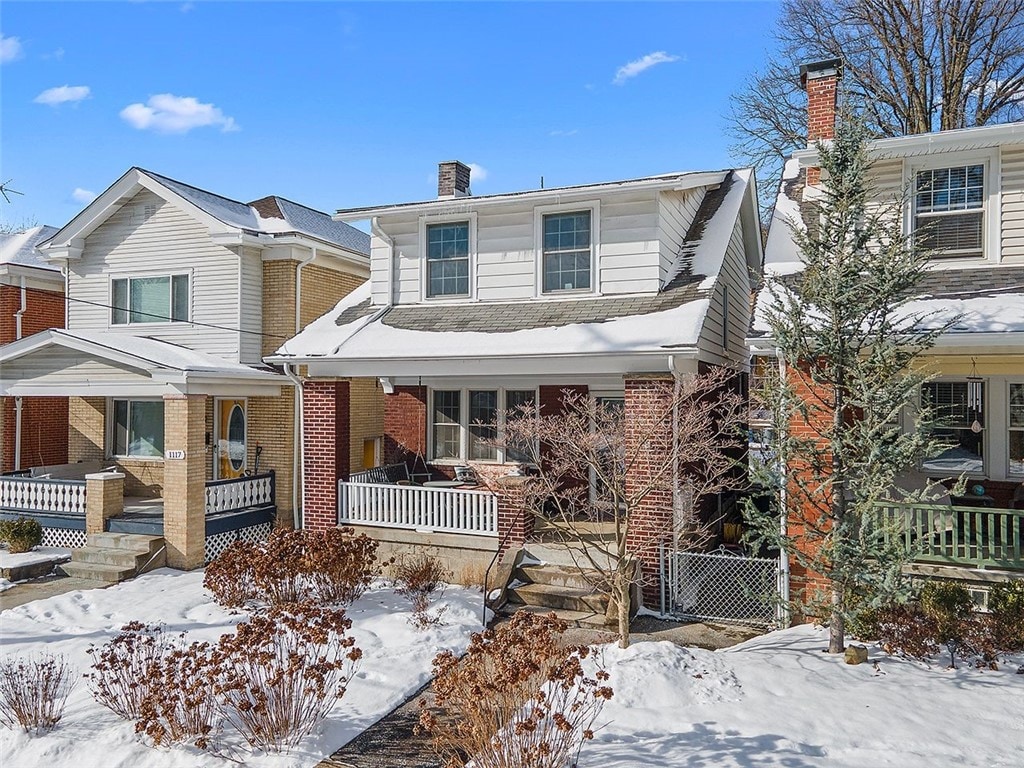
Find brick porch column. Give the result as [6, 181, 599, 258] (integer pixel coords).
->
[85, 471, 124, 535]
[303, 380, 350, 532]
[383, 385, 427, 474]
[493, 475, 535, 558]
[623, 375, 676, 607]
[162, 394, 206, 569]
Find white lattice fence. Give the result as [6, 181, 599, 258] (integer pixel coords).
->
[40, 526, 87, 549]
[204, 521, 273, 563]
[0, 477, 86, 516]
[661, 546, 782, 628]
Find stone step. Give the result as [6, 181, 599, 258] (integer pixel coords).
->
[523, 542, 618, 569]
[87, 532, 164, 556]
[518, 564, 606, 591]
[58, 560, 137, 585]
[71, 546, 155, 569]
[534, 519, 618, 538]
[497, 603, 616, 629]
[508, 582, 610, 615]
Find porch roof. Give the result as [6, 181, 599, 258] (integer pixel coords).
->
[0, 329, 285, 397]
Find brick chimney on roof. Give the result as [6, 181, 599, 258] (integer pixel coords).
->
[800, 58, 842, 185]
[438, 161, 472, 198]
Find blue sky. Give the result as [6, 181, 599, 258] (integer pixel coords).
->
[1, 1, 781, 230]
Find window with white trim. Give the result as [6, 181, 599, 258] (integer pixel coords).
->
[542, 210, 592, 292]
[921, 381, 985, 474]
[914, 164, 984, 258]
[111, 400, 164, 458]
[1010, 383, 1024, 476]
[111, 274, 189, 324]
[430, 388, 537, 462]
[426, 221, 470, 298]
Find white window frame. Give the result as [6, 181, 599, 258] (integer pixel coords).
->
[534, 200, 600, 297]
[903, 149, 1000, 263]
[428, 387, 539, 464]
[107, 398, 166, 461]
[1009, 381, 1024, 478]
[109, 270, 192, 326]
[918, 378, 988, 477]
[419, 211, 477, 302]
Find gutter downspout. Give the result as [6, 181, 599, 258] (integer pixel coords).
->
[13, 276, 27, 469]
[283, 363, 303, 530]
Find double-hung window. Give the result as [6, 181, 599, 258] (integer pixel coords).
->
[914, 164, 985, 258]
[431, 389, 537, 462]
[1010, 383, 1024, 476]
[111, 400, 165, 458]
[542, 211, 592, 293]
[426, 221, 470, 298]
[112, 274, 189, 324]
[921, 381, 985, 474]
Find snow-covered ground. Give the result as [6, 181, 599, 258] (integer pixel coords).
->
[0, 569, 484, 767]
[0, 547, 71, 570]
[2, 571, 1022, 768]
[584, 625, 1024, 768]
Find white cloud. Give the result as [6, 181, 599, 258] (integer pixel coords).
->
[34, 85, 91, 106]
[613, 51, 680, 85]
[71, 187, 97, 204]
[120, 93, 239, 134]
[180, 2, 195, 12]
[0, 34, 23, 64]
[468, 163, 487, 183]
[549, 129, 579, 137]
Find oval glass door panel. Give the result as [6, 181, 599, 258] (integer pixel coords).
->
[228, 404, 245, 472]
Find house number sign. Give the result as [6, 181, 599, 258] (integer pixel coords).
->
[165, 450, 186, 460]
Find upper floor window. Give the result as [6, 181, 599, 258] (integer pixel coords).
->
[112, 274, 189, 324]
[542, 211, 592, 293]
[426, 221, 470, 298]
[914, 164, 984, 259]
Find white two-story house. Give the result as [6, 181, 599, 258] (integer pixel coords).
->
[0, 168, 378, 570]
[273, 161, 762, 604]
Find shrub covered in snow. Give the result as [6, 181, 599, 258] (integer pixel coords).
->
[203, 527, 381, 611]
[0, 653, 75, 734]
[419, 611, 612, 768]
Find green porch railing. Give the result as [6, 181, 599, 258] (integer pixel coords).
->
[877, 503, 1024, 571]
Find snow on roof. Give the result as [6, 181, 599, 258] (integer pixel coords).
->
[140, 170, 369, 255]
[763, 158, 805, 272]
[0, 225, 61, 271]
[1, 328, 283, 378]
[276, 170, 755, 362]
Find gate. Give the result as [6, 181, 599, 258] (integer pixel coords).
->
[660, 545, 783, 628]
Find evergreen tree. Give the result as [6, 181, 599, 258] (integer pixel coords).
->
[746, 118, 953, 653]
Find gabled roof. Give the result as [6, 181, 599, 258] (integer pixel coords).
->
[0, 225, 61, 272]
[40, 168, 369, 260]
[274, 168, 758, 372]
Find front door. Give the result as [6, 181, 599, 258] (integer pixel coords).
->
[216, 399, 247, 479]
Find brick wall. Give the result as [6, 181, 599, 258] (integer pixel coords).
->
[383, 385, 428, 468]
[348, 377, 384, 473]
[302, 380, 350, 531]
[69, 397, 106, 462]
[299, 263, 365, 330]
[805, 71, 839, 186]
[0, 283, 65, 343]
[248, 391, 296, 525]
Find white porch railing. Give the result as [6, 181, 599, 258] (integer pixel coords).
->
[205, 472, 276, 515]
[0, 476, 87, 516]
[338, 481, 498, 537]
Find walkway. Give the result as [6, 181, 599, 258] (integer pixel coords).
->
[0, 574, 100, 612]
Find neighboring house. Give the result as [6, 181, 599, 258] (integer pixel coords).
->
[273, 161, 763, 603]
[0, 225, 68, 474]
[0, 168, 379, 568]
[750, 60, 1024, 599]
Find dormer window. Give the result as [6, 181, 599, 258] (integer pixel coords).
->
[111, 274, 189, 324]
[426, 221, 470, 298]
[914, 164, 984, 259]
[542, 211, 592, 293]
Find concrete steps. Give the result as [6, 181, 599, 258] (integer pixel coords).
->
[498, 561, 616, 629]
[60, 533, 166, 585]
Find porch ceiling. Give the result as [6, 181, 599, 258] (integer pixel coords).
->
[0, 329, 284, 397]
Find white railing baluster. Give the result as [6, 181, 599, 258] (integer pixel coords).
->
[0, 477, 87, 516]
[336, 481, 498, 537]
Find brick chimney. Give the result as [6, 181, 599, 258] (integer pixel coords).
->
[438, 160, 472, 198]
[800, 58, 842, 185]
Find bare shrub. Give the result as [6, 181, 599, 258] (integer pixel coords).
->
[453, 561, 487, 591]
[204, 528, 382, 612]
[87, 621, 174, 720]
[213, 602, 361, 752]
[419, 611, 612, 768]
[0, 653, 75, 734]
[392, 552, 451, 629]
[136, 640, 220, 749]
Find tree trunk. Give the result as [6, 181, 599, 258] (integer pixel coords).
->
[829, 584, 845, 653]
[614, 575, 631, 649]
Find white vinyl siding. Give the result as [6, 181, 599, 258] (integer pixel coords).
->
[67, 189, 243, 361]
[658, 188, 704, 286]
[697, 217, 752, 366]
[0, 347, 151, 384]
[1001, 145, 1024, 261]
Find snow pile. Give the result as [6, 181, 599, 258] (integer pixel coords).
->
[584, 624, 1024, 768]
[0, 569, 483, 768]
